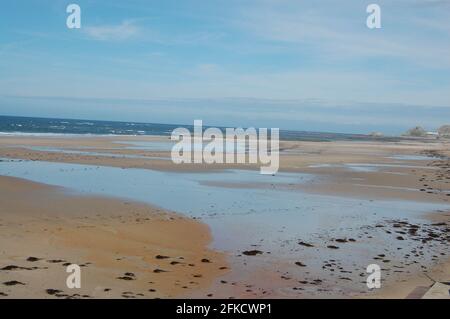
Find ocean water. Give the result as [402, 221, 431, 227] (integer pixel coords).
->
[0, 115, 400, 142]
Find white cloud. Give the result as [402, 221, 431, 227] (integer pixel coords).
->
[235, 1, 450, 68]
[84, 20, 140, 41]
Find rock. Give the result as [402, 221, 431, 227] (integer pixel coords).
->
[3, 281, 25, 286]
[153, 269, 167, 273]
[295, 262, 306, 267]
[46, 289, 62, 295]
[242, 250, 263, 256]
[47, 259, 65, 263]
[117, 276, 135, 280]
[1, 265, 30, 271]
[298, 241, 314, 247]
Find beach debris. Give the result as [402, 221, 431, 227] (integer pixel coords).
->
[46, 259, 65, 263]
[1, 265, 33, 271]
[295, 262, 307, 267]
[298, 241, 314, 247]
[46, 289, 62, 295]
[3, 281, 25, 286]
[153, 269, 167, 273]
[242, 250, 263, 256]
[117, 273, 135, 280]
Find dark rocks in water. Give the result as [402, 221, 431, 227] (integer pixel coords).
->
[242, 250, 263, 256]
[396, 236, 405, 240]
[348, 238, 356, 242]
[26, 257, 41, 262]
[201, 258, 211, 263]
[327, 245, 339, 249]
[295, 262, 306, 267]
[155, 255, 170, 259]
[298, 241, 314, 247]
[335, 238, 348, 243]
[46, 289, 62, 295]
[3, 281, 25, 286]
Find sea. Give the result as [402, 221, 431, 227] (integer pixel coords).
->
[0, 115, 398, 142]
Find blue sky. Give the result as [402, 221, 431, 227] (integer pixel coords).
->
[0, 0, 449, 134]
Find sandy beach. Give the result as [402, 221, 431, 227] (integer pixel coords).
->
[0, 134, 449, 299]
[0, 175, 227, 298]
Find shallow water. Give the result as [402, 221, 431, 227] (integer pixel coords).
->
[309, 162, 435, 172]
[120, 139, 254, 154]
[0, 159, 446, 251]
[388, 154, 432, 161]
[19, 146, 170, 160]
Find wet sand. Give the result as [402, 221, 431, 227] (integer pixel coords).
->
[0, 134, 449, 298]
[0, 176, 227, 298]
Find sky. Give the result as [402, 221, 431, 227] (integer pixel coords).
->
[0, 0, 449, 134]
